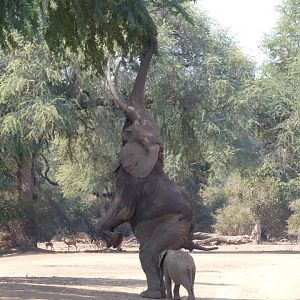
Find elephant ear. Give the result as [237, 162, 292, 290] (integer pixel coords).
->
[159, 250, 168, 269]
[119, 141, 159, 178]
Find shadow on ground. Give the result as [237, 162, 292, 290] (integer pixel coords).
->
[0, 277, 142, 300]
[0, 277, 261, 300]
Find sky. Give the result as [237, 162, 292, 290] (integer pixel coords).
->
[197, 0, 282, 64]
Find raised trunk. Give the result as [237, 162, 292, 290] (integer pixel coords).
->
[130, 43, 157, 107]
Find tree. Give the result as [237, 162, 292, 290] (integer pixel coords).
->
[0, 41, 91, 246]
[207, 0, 300, 238]
[255, 0, 300, 179]
[0, 0, 193, 73]
[288, 198, 300, 236]
[251, 0, 300, 236]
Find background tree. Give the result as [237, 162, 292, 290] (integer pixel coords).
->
[204, 0, 300, 238]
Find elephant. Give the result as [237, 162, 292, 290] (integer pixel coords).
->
[96, 42, 217, 299]
[159, 250, 196, 300]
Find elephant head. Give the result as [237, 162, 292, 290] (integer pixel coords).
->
[107, 42, 163, 178]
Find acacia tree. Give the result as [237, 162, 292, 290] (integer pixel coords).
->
[0, 0, 196, 246]
[0, 43, 77, 245]
[0, 0, 193, 72]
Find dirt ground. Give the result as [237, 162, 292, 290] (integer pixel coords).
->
[1, 243, 300, 300]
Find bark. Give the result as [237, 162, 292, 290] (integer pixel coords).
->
[98, 188, 106, 218]
[16, 154, 38, 248]
[18, 156, 35, 204]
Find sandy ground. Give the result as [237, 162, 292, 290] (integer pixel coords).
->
[0, 243, 300, 300]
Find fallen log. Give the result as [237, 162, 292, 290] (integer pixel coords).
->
[193, 232, 214, 240]
[193, 232, 252, 245]
[122, 232, 252, 248]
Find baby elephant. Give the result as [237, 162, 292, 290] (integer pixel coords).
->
[159, 249, 196, 300]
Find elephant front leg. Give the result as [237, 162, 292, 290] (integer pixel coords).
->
[96, 200, 135, 248]
[98, 229, 123, 248]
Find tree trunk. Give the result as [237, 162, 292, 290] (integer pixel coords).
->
[98, 187, 106, 218]
[14, 154, 38, 248]
[19, 156, 35, 203]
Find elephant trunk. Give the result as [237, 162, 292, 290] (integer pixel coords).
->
[130, 42, 157, 107]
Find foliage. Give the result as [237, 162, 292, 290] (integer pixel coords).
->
[214, 202, 254, 235]
[249, 177, 290, 237]
[0, 0, 194, 73]
[147, 7, 256, 185]
[254, 0, 300, 181]
[207, 0, 300, 238]
[210, 174, 254, 235]
[0, 42, 82, 158]
[205, 173, 290, 237]
[263, 0, 300, 67]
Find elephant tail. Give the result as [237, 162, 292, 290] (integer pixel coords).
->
[185, 240, 218, 251]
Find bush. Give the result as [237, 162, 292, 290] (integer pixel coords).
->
[288, 199, 300, 236]
[214, 202, 255, 235]
[250, 178, 289, 238]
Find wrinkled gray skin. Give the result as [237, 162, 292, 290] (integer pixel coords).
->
[159, 250, 196, 300]
[96, 43, 217, 299]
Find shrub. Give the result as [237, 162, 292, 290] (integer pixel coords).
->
[214, 202, 255, 235]
[288, 199, 300, 236]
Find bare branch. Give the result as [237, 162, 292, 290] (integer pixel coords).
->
[40, 154, 58, 186]
[77, 97, 111, 110]
[93, 191, 113, 198]
[106, 57, 128, 111]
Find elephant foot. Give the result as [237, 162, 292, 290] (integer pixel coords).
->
[100, 231, 123, 249]
[140, 289, 162, 299]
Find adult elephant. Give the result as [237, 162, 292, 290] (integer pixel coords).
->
[96, 42, 216, 299]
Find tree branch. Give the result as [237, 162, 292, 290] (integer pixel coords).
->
[93, 191, 114, 198]
[40, 154, 58, 186]
[77, 93, 112, 110]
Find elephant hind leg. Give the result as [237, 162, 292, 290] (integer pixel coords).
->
[139, 249, 164, 298]
[173, 283, 181, 300]
[181, 279, 195, 300]
[137, 215, 190, 298]
[165, 272, 172, 299]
